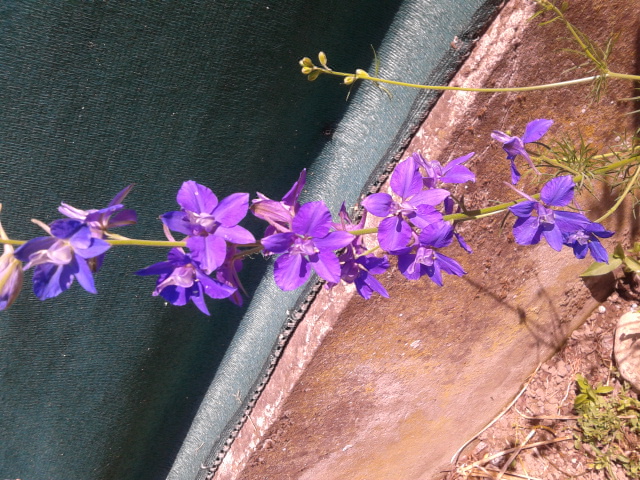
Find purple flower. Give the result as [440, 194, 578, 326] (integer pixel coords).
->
[329, 204, 389, 299]
[413, 151, 476, 189]
[162, 181, 255, 274]
[15, 219, 111, 300]
[59, 185, 137, 271]
[361, 157, 447, 252]
[397, 221, 465, 286]
[0, 207, 23, 310]
[563, 223, 613, 263]
[261, 201, 354, 291]
[508, 175, 591, 251]
[59, 184, 137, 237]
[251, 169, 306, 235]
[492, 119, 553, 184]
[136, 247, 236, 315]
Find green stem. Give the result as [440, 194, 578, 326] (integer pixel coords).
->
[107, 239, 186, 247]
[607, 71, 640, 82]
[0, 238, 187, 247]
[595, 164, 640, 223]
[325, 68, 599, 93]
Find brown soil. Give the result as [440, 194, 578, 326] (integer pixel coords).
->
[448, 280, 640, 480]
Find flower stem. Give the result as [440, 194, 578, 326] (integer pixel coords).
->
[322, 68, 600, 93]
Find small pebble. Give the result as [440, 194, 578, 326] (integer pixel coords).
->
[598, 305, 606, 314]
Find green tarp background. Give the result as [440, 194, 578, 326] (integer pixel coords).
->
[0, 1, 502, 478]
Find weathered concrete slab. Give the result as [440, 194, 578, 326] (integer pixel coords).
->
[215, 0, 640, 478]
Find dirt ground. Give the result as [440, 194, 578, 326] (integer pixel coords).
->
[448, 278, 640, 480]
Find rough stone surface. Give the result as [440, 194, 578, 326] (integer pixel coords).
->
[214, 0, 640, 479]
[615, 312, 640, 391]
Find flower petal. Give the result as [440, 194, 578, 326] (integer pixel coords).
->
[436, 252, 465, 277]
[282, 169, 307, 207]
[213, 192, 250, 227]
[161, 211, 192, 235]
[390, 157, 422, 199]
[418, 221, 453, 248]
[74, 256, 97, 294]
[32, 263, 74, 300]
[292, 201, 331, 237]
[314, 231, 354, 252]
[215, 225, 255, 245]
[512, 216, 542, 246]
[522, 119, 553, 144]
[309, 250, 341, 283]
[509, 200, 536, 218]
[261, 232, 296, 254]
[541, 175, 574, 207]
[177, 181, 218, 214]
[273, 253, 310, 291]
[361, 193, 393, 218]
[187, 235, 227, 273]
[378, 216, 412, 252]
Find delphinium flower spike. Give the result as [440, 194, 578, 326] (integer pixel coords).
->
[492, 119, 553, 184]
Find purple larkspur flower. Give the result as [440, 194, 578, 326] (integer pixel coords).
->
[328, 204, 389, 299]
[251, 169, 306, 235]
[492, 119, 553, 184]
[397, 221, 465, 286]
[136, 247, 236, 315]
[412, 151, 476, 189]
[508, 175, 592, 251]
[0, 207, 23, 310]
[162, 181, 255, 275]
[59, 184, 137, 237]
[563, 222, 613, 263]
[361, 157, 447, 252]
[14, 219, 111, 300]
[261, 200, 354, 291]
[59, 185, 137, 271]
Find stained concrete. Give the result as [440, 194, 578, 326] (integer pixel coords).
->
[214, 0, 640, 478]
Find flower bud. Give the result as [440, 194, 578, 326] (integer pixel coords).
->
[318, 51, 328, 67]
[307, 70, 321, 82]
[299, 57, 314, 68]
[301, 66, 313, 75]
[344, 75, 355, 85]
[355, 69, 369, 78]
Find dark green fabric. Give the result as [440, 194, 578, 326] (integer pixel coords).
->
[0, 1, 502, 479]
